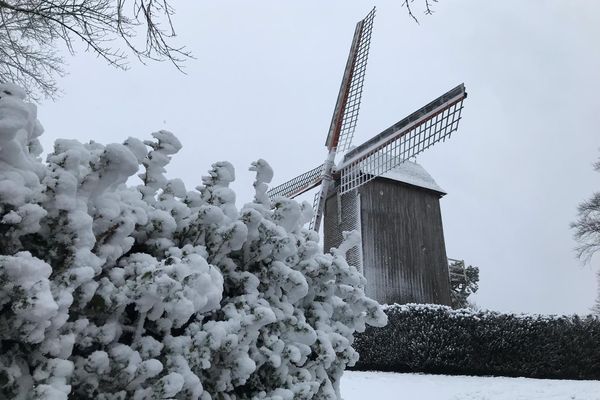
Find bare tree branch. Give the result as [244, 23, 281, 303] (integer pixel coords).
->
[0, 0, 191, 100]
[402, 0, 419, 24]
[572, 153, 600, 266]
[424, 0, 438, 16]
[0, 1, 439, 101]
[572, 189, 600, 264]
[402, 0, 439, 24]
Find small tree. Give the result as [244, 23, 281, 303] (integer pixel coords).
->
[592, 295, 600, 315]
[0, 0, 190, 100]
[572, 155, 600, 314]
[448, 259, 479, 309]
[572, 158, 600, 263]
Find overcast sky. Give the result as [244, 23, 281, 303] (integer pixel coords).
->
[36, 1, 600, 315]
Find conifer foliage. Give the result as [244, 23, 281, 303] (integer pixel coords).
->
[353, 304, 600, 380]
[0, 83, 386, 399]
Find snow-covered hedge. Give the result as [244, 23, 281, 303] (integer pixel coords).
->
[353, 304, 600, 380]
[0, 83, 386, 399]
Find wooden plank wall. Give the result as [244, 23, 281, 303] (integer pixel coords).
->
[359, 177, 452, 305]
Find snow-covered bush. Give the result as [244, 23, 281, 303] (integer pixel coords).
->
[0, 83, 386, 399]
[353, 304, 600, 380]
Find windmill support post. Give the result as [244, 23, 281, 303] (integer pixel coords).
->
[312, 149, 336, 231]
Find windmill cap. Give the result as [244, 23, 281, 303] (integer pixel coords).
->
[361, 160, 446, 195]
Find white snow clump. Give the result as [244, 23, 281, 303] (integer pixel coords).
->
[0, 83, 386, 399]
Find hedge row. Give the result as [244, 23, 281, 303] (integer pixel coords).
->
[352, 304, 600, 380]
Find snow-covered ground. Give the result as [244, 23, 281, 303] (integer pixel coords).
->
[341, 371, 600, 400]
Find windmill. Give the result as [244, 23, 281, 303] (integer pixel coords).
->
[267, 8, 467, 305]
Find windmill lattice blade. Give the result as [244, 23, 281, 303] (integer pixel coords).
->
[325, 7, 376, 152]
[267, 164, 325, 199]
[309, 191, 321, 230]
[335, 7, 375, 152]
[339, 84, 467, 194]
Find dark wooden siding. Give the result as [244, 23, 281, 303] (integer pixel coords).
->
[359, 177, 451, 305]
[323, 177, 452, 305]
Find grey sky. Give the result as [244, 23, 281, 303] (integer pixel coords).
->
[36, 1, 600, 314]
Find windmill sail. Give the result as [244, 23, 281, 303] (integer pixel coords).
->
[312, 7, 376, 231]
[338, 83, 467, 194]
[267, 164, 324, 199]
[269, 7, 376, 231]
[325, 6, 376, 153]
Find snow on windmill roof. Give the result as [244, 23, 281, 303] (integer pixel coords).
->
[360, 160, 446, 195]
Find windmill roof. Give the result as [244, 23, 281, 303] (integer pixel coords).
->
[361, 160, 446, 195]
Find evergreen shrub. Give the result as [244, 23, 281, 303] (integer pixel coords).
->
[0, 83, 386, 399]
[353, 304, 600, 380]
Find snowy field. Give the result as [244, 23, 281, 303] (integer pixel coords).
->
[340, 371, 600, 400]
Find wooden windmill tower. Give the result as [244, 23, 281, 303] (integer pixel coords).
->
[267, 8, 467, 305]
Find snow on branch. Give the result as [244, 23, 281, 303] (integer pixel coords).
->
[0, 83, 385, 399]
